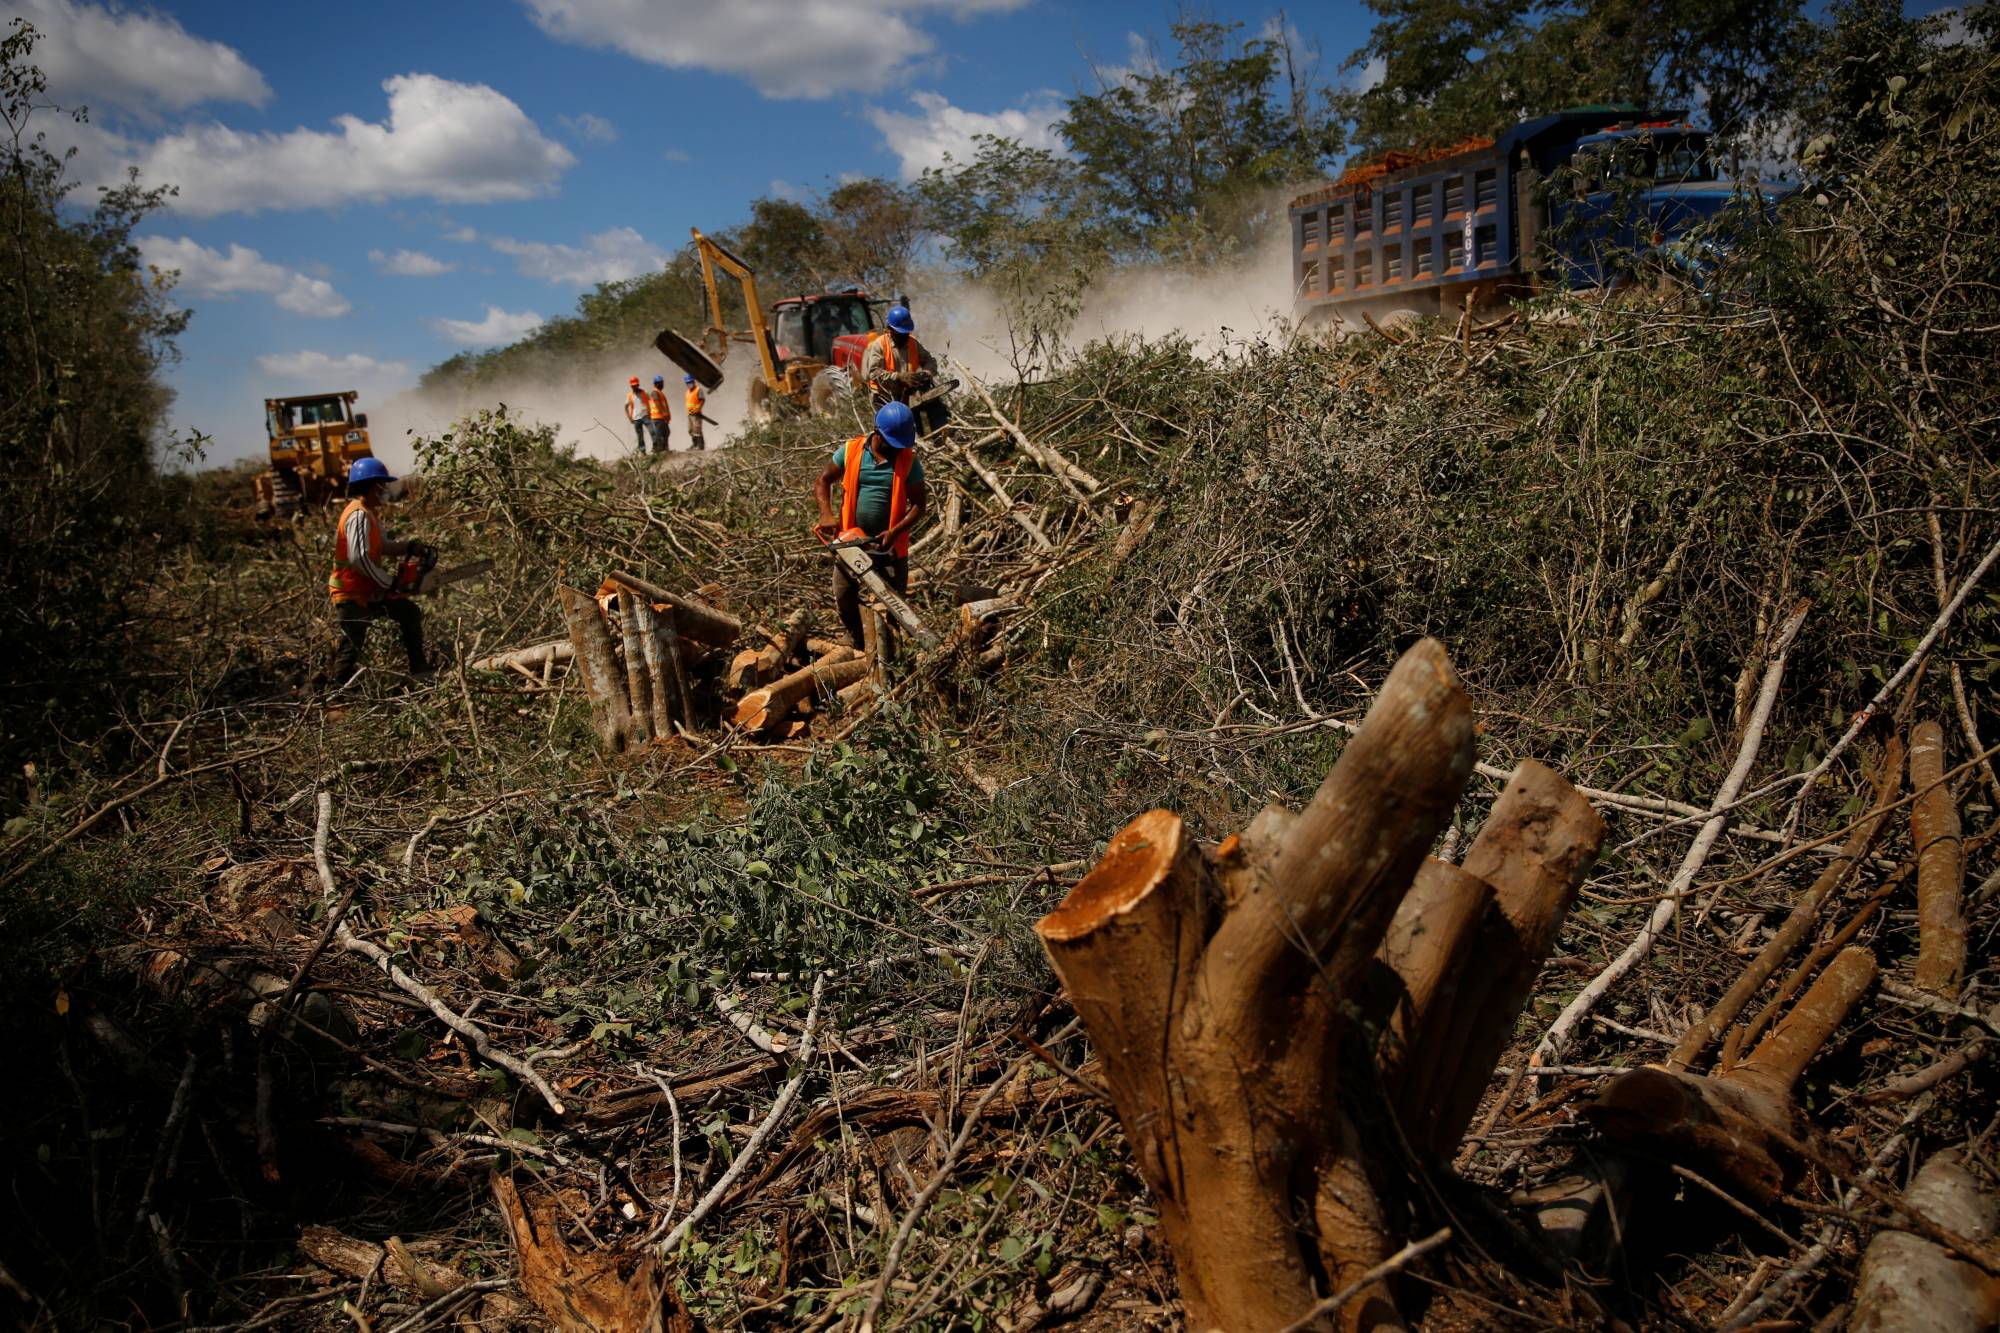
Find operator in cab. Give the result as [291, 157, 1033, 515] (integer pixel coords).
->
[327, 458, 429, 685]
[812, 402, 927, 649]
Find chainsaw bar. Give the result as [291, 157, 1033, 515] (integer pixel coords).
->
[416, 559, 496, 595]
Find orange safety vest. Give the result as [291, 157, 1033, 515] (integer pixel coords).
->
[328, 498, 385, 605]
[868, 332, 923, 389]
[645, 388, 670, 420]
[685, 384, 704, 415]
[840, 435, 915, 558]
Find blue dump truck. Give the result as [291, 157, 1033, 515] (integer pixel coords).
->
[1290, 106, 1771, 327]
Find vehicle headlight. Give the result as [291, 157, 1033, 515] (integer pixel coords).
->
[344, 431, 364, 443]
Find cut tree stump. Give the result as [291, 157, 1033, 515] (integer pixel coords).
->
[558, 587, 635, 752]
[1035, 639, 1602, 1332]
[1850, 1149, 2000, 1332]
[616, 591, 655, 742]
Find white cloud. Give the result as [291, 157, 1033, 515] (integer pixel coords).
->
[662, 147, 691, 163]
[369, 247, 455, 276]
[489, 226, 665, 285]
[1353, 56, 1387, 93]
[522, 0, 1030, 100]
[442, 224, 480, 243]
[867, 90, 1067, 180]
[8, 0, 270, 116]
[255, 350, 413, 392]
[85, 74, 574, 216]
[431, 305, 545, 347]
[766, 178, 804, 202]
[140, 236, 349, 317]
[559, 111, 618, 142]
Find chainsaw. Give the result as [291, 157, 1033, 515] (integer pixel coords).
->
[820, 532, 940, 651]
[389, 544, 495, 598]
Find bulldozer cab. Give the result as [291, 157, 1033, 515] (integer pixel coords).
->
[772, 293, 874, 365]
[255, 389, 373, 520]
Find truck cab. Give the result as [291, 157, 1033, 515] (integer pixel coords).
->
[1549, 121, 1747, 288]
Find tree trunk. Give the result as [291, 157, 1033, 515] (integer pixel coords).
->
[1850, 1149, 2000, 1333]
[557, 586, 635, 752]
[606, 570, 741, 647]
[1589, 946, 1876, 1204]
[731, 649, 867, 735]
[633, 600, 676, 735]
[616, 591, 655, 742]
[655, 608, 696, 733]
[1037, 640, 1603, 1331]
[1911, 720, 1966, 998]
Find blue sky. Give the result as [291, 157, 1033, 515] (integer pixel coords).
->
[7, 0, 1380, 464]
[10, 0, 1958, 466]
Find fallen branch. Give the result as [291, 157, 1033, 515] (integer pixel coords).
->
[312, 791, 566, 1116]
[654, 972, 825, 1257]
[1536, 601, 1807, 1066]
[1272, 1228, 1454, 1333]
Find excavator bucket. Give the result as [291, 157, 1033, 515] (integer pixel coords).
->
[654, 328, 723, 389]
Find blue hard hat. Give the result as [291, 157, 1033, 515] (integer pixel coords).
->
[346, 456, 395, 493]
[653, 374, 665, 386]
[875, 400, 917, 450]
[684, 374, 695, 385]
[885, 304, 914, 335]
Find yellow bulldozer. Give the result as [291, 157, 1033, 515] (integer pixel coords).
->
[253, 390, 375, 520]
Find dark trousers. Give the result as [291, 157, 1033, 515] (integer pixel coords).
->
[647, 419, 671, 453]
[631, 418, 649, 452]
[833, 551, 907, 649]
[333, 598, 426, 682]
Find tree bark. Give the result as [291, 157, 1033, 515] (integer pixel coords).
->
[469, 640, 572, 673]
[731, 649, 867, 735]
[616, 591, 655, 742]
[1038, 640, 1605, 1331]
[606, 570, 741, 647]
[1851, 1149, 2000, 1333]
[557, 586, 635, 752]
[1911, 720, 1966, 998]
[655, 608, 696, 733]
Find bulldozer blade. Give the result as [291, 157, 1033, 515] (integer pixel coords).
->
[417, 559, 496, 595]
[655, 328, 724, 389]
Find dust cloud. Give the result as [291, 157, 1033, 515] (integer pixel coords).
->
[363, 225, 1301, 472]
[362, 344, 758, 475]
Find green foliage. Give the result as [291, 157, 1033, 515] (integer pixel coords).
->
[0, 20, 199, 772]
[1061, 18, 1343, 258]
[1338, 0, 1810, 156]
[435, 718, 966, 1031]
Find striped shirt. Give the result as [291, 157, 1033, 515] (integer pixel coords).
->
[341, 503, 396, 592]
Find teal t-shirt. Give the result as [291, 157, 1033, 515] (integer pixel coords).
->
[833, 440, 924, 535]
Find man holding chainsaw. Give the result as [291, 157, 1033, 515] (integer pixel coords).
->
[861, 305, 948, 436]
[813, 401, 927, 649]
[328, 457, 429, 684]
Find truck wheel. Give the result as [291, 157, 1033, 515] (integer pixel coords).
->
[808, 368, 849, 415]
[748, 379, 778, 426]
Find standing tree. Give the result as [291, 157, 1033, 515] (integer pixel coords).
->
[1339, 0, 1810, 157]
[1061, 18, 1343, 259]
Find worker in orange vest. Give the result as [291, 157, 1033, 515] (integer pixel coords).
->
[812, 401, 927, 648]
[645, 375, 672, 452]
[861, 304, 947, 435]
[624, 375, 650, 452]
[327, 457, 427, 684]
[683, 375, 709, 451]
